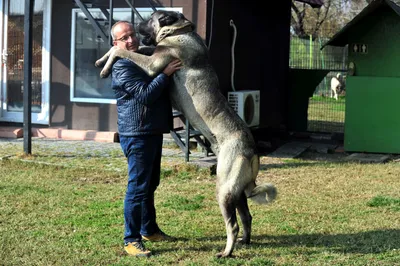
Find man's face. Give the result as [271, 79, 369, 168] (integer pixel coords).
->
[112, 23, 139, 51]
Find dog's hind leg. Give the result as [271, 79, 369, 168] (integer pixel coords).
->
[216, 187, 239, 258]
[237, 192, 252, 245]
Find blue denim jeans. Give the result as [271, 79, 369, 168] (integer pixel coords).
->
[119, 134, 163, 243]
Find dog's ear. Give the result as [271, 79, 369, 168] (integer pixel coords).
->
[158, 12, 180, 27]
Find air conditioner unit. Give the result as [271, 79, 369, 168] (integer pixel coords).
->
[227, 90, 260, 127]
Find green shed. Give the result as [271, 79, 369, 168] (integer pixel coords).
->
[322, 0, 400, 154]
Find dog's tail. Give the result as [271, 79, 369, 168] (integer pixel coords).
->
[245, 155, 277, 204]
[247, 183, 277, 205]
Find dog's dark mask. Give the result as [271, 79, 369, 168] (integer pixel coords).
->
[138, 11, 184, 46]
[158, 12, 181, 27]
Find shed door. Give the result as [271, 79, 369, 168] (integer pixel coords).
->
[0, 0, 50, 124]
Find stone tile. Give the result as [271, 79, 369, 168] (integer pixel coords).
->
[345, 153, 391, 163]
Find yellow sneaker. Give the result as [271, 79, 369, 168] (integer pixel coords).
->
[124, 241, 151, 257]
[142, 231, 176, 242]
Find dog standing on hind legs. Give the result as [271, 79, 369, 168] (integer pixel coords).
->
[95, 10, 277, 258]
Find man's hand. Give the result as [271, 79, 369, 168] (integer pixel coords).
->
[163, 59, 182, 76]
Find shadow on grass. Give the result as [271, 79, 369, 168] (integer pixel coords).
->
[259, 160, 345, 170]
[260, 162, 320, 170]
[307, 120, 344, 133]
[191, 229, 400, 255]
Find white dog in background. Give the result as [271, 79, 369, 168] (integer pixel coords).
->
[330, 73, 342, 100]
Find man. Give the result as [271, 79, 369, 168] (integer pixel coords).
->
[110, 20, 181, 257]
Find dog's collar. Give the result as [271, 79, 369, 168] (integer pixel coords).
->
[156, 21, 194, 43]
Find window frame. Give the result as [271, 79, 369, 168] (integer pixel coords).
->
[70, 7, 182, 104]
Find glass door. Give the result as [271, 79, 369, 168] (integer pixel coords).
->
[0, 0, 50, 124]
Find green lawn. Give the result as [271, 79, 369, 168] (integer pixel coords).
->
[308, 96, 346, 133]
[1, 142, 399, 265]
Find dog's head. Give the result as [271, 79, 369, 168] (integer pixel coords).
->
[138, 11, 195, 46]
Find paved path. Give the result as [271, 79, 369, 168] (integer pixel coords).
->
[0, 138, 353, 165]
[0, 136, 208, 162]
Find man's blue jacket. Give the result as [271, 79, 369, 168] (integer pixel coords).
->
[111, 58, 172, 136]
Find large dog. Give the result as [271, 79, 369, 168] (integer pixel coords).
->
[95, 11, 277, 258]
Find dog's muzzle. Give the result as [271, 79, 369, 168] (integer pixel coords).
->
[141, 36, 155, 46]
[139, 22, 156, 46]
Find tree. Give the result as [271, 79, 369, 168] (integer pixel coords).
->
[291, 0, 368, 39]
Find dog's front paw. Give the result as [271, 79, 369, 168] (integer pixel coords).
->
[95, 58, 105, 68]
[100, 68, 111, 78]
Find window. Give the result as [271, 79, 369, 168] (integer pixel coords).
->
[70, 7, 182, 103]
[6, 0, 44, 112]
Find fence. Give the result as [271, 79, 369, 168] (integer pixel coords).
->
[290, 35, 348, 134]
[290, 36, 348, 70]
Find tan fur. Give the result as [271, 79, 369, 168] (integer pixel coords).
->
[96, 11, 277, 258]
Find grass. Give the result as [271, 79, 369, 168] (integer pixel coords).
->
[1, 142, 400, 265]
[308, 95, 346, 133]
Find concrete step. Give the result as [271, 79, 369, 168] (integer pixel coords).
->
[0, 127, 118, 143]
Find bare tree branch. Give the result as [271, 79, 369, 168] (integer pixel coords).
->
[291, 0, 368, 39]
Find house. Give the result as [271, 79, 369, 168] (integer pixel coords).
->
[0, 0, 323, 142]
[322, 0, 400, 154]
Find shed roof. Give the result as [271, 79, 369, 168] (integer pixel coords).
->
[321, 0, 400, 48]
[295, 0, 324, 8]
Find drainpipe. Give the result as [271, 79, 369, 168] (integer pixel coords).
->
[23, 0, 34, 155]
[309, 34, 313, 69]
